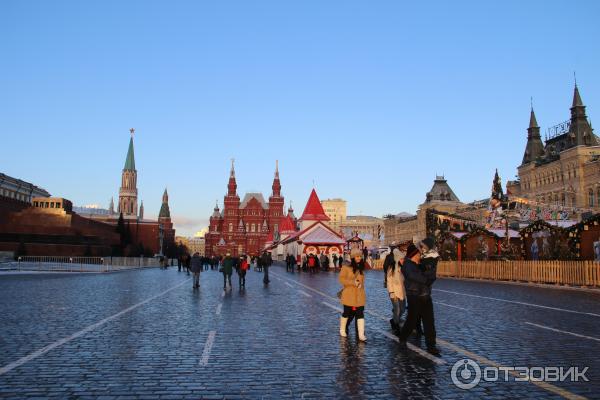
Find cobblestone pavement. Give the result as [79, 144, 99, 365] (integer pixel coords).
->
[0, 265, 598, 399]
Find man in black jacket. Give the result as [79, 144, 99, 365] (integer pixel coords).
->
[260, 251, 272, 284]
[397, 242, 441, 356]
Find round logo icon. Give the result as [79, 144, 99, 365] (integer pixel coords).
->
[451, 358, 481, 390]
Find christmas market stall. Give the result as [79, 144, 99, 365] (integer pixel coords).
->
[488, 228, 522, 260]
[277, 221, 345, 260]
[436, 231, 465, 261]
[520, 220, 575, 260]
[567, 213, 600, 261]
[459, 227, 500, 261]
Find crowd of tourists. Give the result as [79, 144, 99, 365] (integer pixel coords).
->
[180, 251, 274, 290]
[176, 237, 441, 356]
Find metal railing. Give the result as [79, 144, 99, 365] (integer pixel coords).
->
[5, 256, 161, 273]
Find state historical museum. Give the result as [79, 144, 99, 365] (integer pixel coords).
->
[205, 160, 294, 257]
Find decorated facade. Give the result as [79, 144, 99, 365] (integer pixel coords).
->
[205, 160, 287, 257]
[507, 84, 600, 211]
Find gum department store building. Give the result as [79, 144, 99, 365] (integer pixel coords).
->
[508, 84, 600, 209]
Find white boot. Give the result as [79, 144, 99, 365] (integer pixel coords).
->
[339, 317, 348, 337]
[357, 318, 367, 342]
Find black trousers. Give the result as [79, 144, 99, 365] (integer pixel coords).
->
[398, 295, 436, 347]
[343, 305, 364, 334]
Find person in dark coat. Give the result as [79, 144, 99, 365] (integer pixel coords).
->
[397, 241, 441, 356]
[260, 251, 272, 284]
[190, 252, 202, 289]
[221, 253, 235, 290]
[184, 254, 191, 275]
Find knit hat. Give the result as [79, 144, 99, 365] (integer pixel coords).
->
[420, 237, 435, 251]
[406, 243, 419, 259]
[350, 248, 363, 259]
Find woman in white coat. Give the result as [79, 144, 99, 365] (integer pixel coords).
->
[386, 247, 406, 335]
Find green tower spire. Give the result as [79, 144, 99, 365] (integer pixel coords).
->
[124, 129, 136, 170]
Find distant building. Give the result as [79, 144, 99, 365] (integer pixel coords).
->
[383, 213, 418, 245]
[0, 195, 119, 256]
[205, 160, 289, 257]
[176, 235, 205, 255]
[508, 84, 600, 210]
[0, 173, 50, 204]
[188, 236, 205, 255]
[384, 176, 464, 244]
[340, 215, 383, 248]
[321, 198, 347, 233]
[82, 130, 175, 256]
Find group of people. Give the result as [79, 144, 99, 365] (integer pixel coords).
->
[186, 251, 274, 291]
[338, 238, 441, 356]
[283, 252, 345, 273]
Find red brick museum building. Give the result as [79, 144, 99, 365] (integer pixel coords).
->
[205, 161, 295, 257]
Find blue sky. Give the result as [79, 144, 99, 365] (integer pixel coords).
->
[2, 1, 599, 236]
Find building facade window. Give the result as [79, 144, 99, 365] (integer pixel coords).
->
[589, 189, 594, 207]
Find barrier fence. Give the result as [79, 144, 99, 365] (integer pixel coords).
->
[371, 259, 600, 287]
[437, 260, 600, 287]
[4, 256, 162, 273]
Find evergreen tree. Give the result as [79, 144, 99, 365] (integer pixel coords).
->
[491, 169, 504, 201]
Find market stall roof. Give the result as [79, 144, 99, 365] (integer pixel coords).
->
[346, 234, 364, 243]
[299, 189, 330, 222]
[280, 221, 344, 245]
[488, 229, 521, 238]
[449, 232, 467, 239]
[279, 214, 296, 233]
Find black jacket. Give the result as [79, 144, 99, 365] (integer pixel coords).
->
[401, 257, 436, 297]
[190, 255, 202, 273]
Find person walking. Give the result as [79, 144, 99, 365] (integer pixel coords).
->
[338, 248, 367, 342]
[238, 255, 249, 288]
[221, 253, 235, 290]
[184, 253, 191, 275]
[320, 253, 329, 271]
[190, 252, 202, 289]
[397, 241, 441, 356]
[386, 247, 406, 335]
[260, 251, 272, 284]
